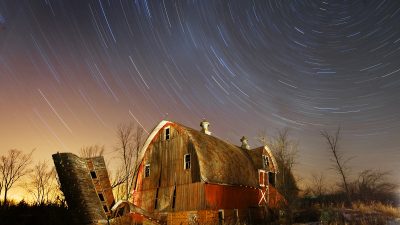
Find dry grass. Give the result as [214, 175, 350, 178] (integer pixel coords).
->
[352, 201, 400, 218]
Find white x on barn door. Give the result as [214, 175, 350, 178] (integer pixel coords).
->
[258, 189, 267, 205]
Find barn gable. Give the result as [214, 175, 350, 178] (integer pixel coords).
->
[247, 146, 279, 173]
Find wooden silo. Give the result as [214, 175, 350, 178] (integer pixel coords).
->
[53, 153, 115, 225]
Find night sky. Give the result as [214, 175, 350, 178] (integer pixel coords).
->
[0, 0, 399, 198]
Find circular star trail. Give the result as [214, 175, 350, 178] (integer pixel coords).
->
[0, 0, 399, 189]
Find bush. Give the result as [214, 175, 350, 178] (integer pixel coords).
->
[0, 202, 74, 225]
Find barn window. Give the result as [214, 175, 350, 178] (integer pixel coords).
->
[218, 210, 224, 225]
[98, 193, 105, 202]
[103, 205, 109, 212]
[262, 155, 269, 169]
[184, 154, 191, 170]
[90, 171, 97, 179]
[172, 185, 177, 209]
[165, 127, 170, 140]
[117, 206, 125, 217]
[269, 172, 275, 186]
[234, 209, 239, 222]
[154, 195, 158, 209]
[145, 164, 150, 177]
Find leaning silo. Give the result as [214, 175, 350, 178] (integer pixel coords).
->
[52, 152, 110, 225]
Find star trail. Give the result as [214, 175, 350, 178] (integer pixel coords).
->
[0, 0, 399, 192]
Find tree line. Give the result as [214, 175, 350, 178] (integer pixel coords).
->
[306, 127, 398, 204]
[260, 126, 399, 224]
[0, 122, 145, 207]
[0, 123, 398, 224]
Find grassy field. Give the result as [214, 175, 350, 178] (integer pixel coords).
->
[290, 201, 400, 224]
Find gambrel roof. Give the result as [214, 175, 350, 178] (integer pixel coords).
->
[139, 120, 278, 188]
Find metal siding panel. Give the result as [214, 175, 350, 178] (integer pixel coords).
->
[204, 184, 260, 210]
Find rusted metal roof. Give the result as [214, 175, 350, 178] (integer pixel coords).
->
[183, 125, 259, 187]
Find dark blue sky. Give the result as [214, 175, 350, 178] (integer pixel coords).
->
[0, 0, 399, 192]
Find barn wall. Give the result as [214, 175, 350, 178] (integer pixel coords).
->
[134, 182, 206, 212]
[167, 210, 218, 225]
[204, 183, 282, 210]
[133, 123, 204, 212]
[173, 182, 206, 211]
[204, 183, 260, 210]
[166, 208, 265, 225]
[132, 121, 282, 221]
[268, 186, 285, 208]
[85, 157, 115, 216]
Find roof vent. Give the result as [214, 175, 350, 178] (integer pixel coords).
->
[240, 136, 250, 150]
[200, 120, 211, 135]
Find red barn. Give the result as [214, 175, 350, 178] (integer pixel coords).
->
[131, 120, 283, 224]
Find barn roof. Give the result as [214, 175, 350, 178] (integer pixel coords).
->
[140, 120, 273, 188]
[247, 146, 279, 173]
[182, 125, 259, 187]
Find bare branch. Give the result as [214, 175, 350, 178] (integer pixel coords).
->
[79, 145, 105, 158]
[268, 127, 299, 222]
[114, 123, 144, 200]
[310, 173, 327, 197]
[353, 169, 398, 203]
[0, 149, 34, 206]
[26, 160, 59, 205]
[320, 127, 352, 204]
[255, 129, 270, 146]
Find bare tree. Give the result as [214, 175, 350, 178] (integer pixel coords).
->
[26, 161, 60, 205]
[310, 173, 327, 197]
[271, 128, 298, 177]
[256, 129, 270, 146]
[0, 149, 33, 206]
[0, 164, 2, 199]
[353, 169, 398, 204]
[320, 127, 352, 204]
[269, 128, 299, 224]
[110, 167, 126, 200]
[258, 128, 299, 198]
[80, 145, 105, 158]
[114, 123, 144, 200]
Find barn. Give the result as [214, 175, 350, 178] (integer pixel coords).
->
[130, 120, 284, 224]
[52, 119, 284, 225]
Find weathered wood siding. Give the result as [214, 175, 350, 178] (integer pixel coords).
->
[173, 182, 205, 211]
[134, 123, 204, 212]
[53, 153, 108, 225]
[85, 157, 115, 215]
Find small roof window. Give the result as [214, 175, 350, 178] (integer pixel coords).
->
[145, 164, 150, 177]
[90, 171, 97, 179]
[165, 127, 170, 140]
